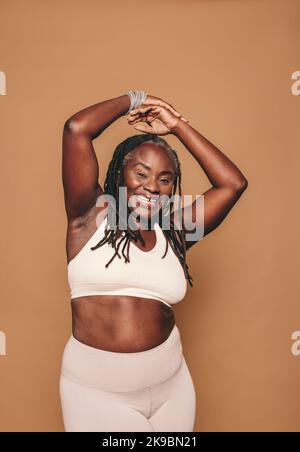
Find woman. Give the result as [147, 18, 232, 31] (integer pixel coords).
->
[59, 90, 248, 432]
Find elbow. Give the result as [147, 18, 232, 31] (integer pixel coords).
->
[235, 178, 248, 191]
[229, 178, 248, 192]
[63, 117, 84, 134]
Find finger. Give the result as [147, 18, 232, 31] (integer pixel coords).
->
[142, 98, 175, 113]
[147, 103, 186, 122]
[148, 114, 159, 124]
[133, 123, 153, 133]
[129, 109, 157, 120]
[140, 97, 183, 118]
[128, 116, 147, 125]
[130, 104, 172, 120]
[129, 105, 189, 124]
[162, 104, 181, 117]
[150, 105, 188, 124]
[128, 118, 141, 125]
[144, 102, 180, 117]
[141, 98, 164, 107]
[130, 103, 162, 113]
[130, 105, 156, 115]
[128, 108, 159, 122]
[128, 113, 143, 122]
[128, 113, 156, 125]
[128, 112, 146, 121]
[150, 101, 182, 119]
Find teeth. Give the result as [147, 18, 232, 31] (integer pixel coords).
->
[135, 195, 158, 204]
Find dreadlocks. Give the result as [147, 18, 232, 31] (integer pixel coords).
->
[90, 133, 194, 287]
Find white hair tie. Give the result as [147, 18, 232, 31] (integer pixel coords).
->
[125, 89, 148, 115]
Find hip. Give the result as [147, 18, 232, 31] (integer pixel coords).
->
[60, 322, 183, 392]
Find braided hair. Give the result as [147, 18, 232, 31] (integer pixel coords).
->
[90, 133, 194, 287]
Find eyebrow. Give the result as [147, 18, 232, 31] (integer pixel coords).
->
[133, 162, 175, 177]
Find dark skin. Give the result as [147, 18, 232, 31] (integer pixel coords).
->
[62, 94, 248, 352]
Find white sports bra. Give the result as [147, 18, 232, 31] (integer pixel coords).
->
[67, 215, 187, 309]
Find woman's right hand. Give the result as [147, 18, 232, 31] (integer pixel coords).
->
[127, 104, 183, 136]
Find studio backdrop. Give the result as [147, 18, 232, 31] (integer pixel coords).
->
[0, 0, 299, 432]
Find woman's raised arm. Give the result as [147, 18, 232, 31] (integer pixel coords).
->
[62, 94, 130, 221]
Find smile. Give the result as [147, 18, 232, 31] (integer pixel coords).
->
[133, 194, 159, 207]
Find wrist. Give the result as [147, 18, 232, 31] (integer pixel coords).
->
[170, 117, 189, 135]
[118, 94, 132, 116]
[124, 90, 148, 115]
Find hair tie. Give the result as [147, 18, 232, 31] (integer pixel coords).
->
[125, 89, 148, 115]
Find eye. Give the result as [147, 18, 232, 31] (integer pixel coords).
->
[161, 179, 170, 184]
[137, 172, 147, 178]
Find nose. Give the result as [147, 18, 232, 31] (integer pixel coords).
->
[143, 177, 159, 194]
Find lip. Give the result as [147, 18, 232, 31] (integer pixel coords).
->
[135, 193, 159, 202]
[131, 194, 160, 208]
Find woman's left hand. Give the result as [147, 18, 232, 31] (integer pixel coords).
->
[127, 104, 186, 135]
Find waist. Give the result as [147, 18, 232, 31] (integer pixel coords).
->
[71, 295, 176, 352]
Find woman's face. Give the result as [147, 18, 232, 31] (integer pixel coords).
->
[121, 143, 176, 222]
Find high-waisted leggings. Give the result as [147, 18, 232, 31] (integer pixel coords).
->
[59, 324, 196, 432]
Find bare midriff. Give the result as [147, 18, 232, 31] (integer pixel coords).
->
[71, 295, 175, 352]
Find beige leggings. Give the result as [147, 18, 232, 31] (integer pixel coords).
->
[59, 324, 196, 432]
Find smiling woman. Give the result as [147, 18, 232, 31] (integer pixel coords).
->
[60, 90, 247, 432]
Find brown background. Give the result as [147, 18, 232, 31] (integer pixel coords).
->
[0, 0, 299, 432]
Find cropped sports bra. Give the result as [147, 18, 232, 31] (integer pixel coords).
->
[67, 215, 187, 308]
